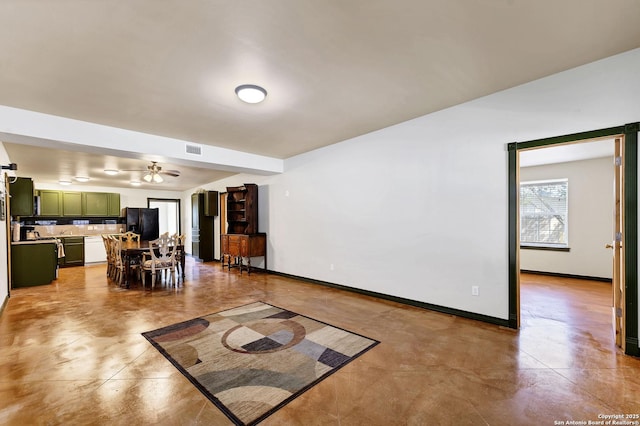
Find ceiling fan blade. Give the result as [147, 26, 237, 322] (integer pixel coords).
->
[119, 162, 180, 177]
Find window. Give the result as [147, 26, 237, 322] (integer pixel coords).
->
[520, 179, 568, 248]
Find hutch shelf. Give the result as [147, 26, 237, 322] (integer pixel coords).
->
[221, 184, 266, 274]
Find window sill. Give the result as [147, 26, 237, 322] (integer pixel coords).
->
[520, 245, 570, 252]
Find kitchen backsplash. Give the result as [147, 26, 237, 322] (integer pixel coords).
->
[34, 224, 125, 237]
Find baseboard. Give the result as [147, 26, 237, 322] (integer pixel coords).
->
[268, 270, 511, 328]
[0, 294, 8, 317]
[521, 270, 612, 283]
[626, 337, 640, 357]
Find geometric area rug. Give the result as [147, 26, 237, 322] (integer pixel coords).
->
[142, 301, 380, 425]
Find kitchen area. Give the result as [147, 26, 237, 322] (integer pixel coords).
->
[8, 176, 160, 288]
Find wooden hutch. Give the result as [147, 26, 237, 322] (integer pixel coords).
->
[220, 184, 267, 274]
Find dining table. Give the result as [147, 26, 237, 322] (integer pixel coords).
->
[120, 240, 185, 288]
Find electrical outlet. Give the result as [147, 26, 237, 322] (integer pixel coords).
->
[472, 286, 479, 296]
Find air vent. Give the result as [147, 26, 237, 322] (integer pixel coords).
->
[185, 143, 203, 156]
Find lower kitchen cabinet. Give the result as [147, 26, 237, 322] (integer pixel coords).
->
[59, 236, 85, 267]
[11, 241, 58, 287]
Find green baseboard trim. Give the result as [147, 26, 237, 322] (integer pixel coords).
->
[268, 270, 510, 328]
[626, 338, 640, 357]
[521, 270, 612, 283]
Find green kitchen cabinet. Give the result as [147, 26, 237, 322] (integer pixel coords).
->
[82, 192, 109, 216]
[59, 236, 84, 267]
[107, 193, 120, 216]
[62, 191, 82, 216]
[11, 242, 58, 287]
[9, 177, 34, 217]
[82, 192, 120, 217]
[35, 190, 121, 217]
[38, 190, 63, 216]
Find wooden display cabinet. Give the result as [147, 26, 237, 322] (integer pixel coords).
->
[221, 183, 266, 273]
[220, 233, 266, 274]
[225, 184, 258, 234]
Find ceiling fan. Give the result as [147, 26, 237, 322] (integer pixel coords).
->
[122, 161, 181, 184]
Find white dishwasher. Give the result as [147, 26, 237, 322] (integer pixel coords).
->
[84, 236, 107, 263]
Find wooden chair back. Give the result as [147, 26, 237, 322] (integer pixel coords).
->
[141, 234, 178, 287]
[120, 231, 141, 242]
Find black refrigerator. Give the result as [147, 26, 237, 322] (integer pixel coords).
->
[123, 208, 160, 241]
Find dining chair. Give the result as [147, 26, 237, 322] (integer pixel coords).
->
[110, 236, 126, 284]
[141, 234, 178, 288]
[119, 231, 141, 242]
[101, 235, 114, 279]
[119, 231, 143, 283]
[172, 233, 186, 277]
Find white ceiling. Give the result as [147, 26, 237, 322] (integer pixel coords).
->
[1, 1, 639, 190]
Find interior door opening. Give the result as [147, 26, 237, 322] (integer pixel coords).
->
[517, 136, 624, 349]
[148, 198, 181, 237]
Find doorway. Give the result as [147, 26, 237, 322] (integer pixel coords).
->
[148, 198, 181, 236]
[507, 123, 639, 357]
[219, 192, 228, 236]
[518, 137, 620, 346]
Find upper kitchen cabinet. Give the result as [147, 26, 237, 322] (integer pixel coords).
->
[33, 190, 121, 218]
[37, 190, 63, 216]
[9, 177, 34, 217]
[107, 193, 120, 216]
[62, 191, 82, 216]
[82, 192, 109, 216]
[82, 192, 121, 217]
[204, 190, 219, 216]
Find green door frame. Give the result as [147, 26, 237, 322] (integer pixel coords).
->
[508, 123, 639, 357]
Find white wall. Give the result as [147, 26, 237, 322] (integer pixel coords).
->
[189, 48, 640, 322]
[0, 143, 14, 310]
[520, 157, 614, 279]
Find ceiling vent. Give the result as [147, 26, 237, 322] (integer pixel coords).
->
[185, 143, 203, 156]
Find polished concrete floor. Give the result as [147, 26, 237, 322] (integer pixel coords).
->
[1, 263, 639, 425]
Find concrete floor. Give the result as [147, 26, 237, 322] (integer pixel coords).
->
[1, 261, 639, 425]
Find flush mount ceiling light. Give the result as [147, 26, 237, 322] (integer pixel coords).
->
[235, 84, 267, 104]
[130, 180, 142, 186]
[104, 169, 119, 175]
[75, 176, 90, 182]
[59, 180, 72, 185]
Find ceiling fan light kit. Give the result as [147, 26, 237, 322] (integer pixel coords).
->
[104, 161, 180, 184]
[143, 172, 164, 183]
[235, 84, 267, 104]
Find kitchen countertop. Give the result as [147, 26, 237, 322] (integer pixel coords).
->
[12, 235, 119, 245]
[11, 239, 60, 245]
